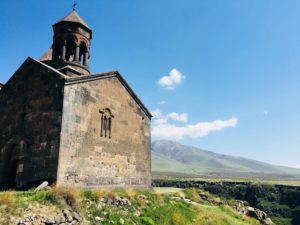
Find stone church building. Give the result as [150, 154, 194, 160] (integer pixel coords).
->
[0, 11, 152, 189]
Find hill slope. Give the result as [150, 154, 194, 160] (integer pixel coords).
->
[152, 140, 300, 176]
[0, 188, 261, 225]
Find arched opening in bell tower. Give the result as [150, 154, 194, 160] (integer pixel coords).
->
[65, 40, 76, 62]
[52, 39, 63, 61]
[79, 42, 88, 65]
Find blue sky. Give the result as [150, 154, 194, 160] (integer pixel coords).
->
[0, 0, 299, 167]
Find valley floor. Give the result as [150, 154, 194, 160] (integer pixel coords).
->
[152, 171, 300, 186]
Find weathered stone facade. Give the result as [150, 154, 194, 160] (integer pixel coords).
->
[0, 11, 152, 189]
[57, 73, 151, 188]
[0, 59, 66, 189]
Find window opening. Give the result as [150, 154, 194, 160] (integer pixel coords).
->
[99, 108, 113, 138]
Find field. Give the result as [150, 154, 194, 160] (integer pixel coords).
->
[152, 171, 300, 186]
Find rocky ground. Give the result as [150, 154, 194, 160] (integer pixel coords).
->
[15, 205, 82, 225]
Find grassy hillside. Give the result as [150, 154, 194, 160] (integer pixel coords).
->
[153, 179, 300, 225]
[0, 187, 261, 225]
[152, 140, 300, 177]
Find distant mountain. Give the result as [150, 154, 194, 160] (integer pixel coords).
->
[151, 140, 300, 176]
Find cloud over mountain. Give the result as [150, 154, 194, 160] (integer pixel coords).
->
[151, 109, 238, 139]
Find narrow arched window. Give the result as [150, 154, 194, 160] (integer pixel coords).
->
[99, 108, 113, 138]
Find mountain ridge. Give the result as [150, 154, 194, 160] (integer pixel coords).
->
[151, 140, 300, 176]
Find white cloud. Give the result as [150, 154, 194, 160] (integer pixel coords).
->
[151, 108, 238, 139]
[291, 164, 300, 169]
[167, 112, 188, 123]
[154, 118, 168, 125]
[158, 68, 185, 89]
[152, 117, 238, 140]
[152, 123, 186, 139]
[185, 118, 238, 138]
[151, 109, 188, 125]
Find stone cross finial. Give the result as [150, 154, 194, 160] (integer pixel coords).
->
[72, 1, 77, 11]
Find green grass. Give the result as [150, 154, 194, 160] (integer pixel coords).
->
[0, 187, 262, 225]
[194, 205, 260, 225]
[270, 216, 293, 225]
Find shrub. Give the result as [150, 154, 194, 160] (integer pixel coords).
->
[257, 201, 292, 217]
[107, 190, 118, 200]
[51, 186, 79, 208]
[82, 189, 93, 199]
[124, 189, 138, 200]
[281, 189, 300, 208]
[0, 192, 15, 206]
[91, 189, 109, 201]
[141, 217, 155, 225]
[292, 206, 300, 225]
[31, 191, 56, 204]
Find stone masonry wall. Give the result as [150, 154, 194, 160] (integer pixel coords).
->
[0, 59, 65, 189]
[57, 75, 151, 188]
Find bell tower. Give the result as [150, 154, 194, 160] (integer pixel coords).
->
[49, 10, 92, 76]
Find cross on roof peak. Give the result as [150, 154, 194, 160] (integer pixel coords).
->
[72, 2, 77, 11]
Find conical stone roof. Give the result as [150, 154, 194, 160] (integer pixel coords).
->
[53, 10, 91, 31]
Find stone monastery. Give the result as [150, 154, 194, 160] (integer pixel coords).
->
[0, 10, 152, 189]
